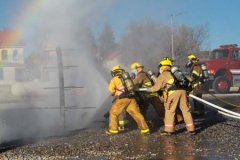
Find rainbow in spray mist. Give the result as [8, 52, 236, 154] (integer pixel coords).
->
[0, 0, 113, 142]
[4, 0, 49, 47]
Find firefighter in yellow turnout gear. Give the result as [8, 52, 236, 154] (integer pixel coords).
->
[162, 57, 184, 123]
[130, 62, 164, 119]
[186, 54, 205, 117]
[106, 65, 150, 135]
[118, 62, 164, 130]
[145, 59, 195, 135]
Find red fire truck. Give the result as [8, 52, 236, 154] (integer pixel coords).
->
[203, 44, 240, 93]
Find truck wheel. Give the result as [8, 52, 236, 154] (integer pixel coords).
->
[212, 76, 230, 94]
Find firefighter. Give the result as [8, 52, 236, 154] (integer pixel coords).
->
[186, 54, 205, 117]
[144, 59, 195, 135]
[130, 62, 164, 119]
[118, 62, 164, 131]
[106, 65, 150, 135]
[161, 57, 184, 123]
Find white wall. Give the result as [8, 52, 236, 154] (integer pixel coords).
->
[0, 67, 15, 85]
[0, 47, 25, 85]
[0, 47, 24, 64]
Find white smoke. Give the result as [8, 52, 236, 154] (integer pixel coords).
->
[0, 0, 115, 142]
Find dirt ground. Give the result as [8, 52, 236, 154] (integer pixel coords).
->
[0, 94, 239, 160]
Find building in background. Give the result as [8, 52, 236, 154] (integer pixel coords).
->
[0, 31, 25, 85]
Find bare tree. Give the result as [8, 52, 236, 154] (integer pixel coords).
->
[98, 20, 209, 72]
[119, 20, 171, 71]
[174, 24, 209, 67]
[98, 24, 117, 61]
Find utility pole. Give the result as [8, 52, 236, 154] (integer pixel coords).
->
[171, 14, 174, 61]
[170, 12, 186, 62]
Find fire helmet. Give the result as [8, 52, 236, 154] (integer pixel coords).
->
[186, 53, 198, 67]
[187, 54, 198, 61]
[163, 57, 173, 66]
[111, 65, 124, 77]
[112, 65, 122, 71]
[158, 59, 172, 71]
[130, 62, 144, 69]
[159, 59, 172, 67]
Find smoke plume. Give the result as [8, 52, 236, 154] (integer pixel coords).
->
[0, 0, 115, 142]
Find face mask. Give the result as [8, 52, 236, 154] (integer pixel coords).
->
[159, 68, 163, 74]
[131, 69, 138, 76]
[130, 72, 136, 79]
[185, 59, 192, 68]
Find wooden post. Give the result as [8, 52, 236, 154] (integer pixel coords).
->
[56, 47, 66, 129]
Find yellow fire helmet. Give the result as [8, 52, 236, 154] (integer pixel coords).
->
[159, 59, 172, 67]
[158, 59, 172, 71]
[111, 65, 124, 77]
[130, 62, 144, 69]
[163, 57, 173, 66]
[112, 65, 122, 71]
[187, 53, 198, 60]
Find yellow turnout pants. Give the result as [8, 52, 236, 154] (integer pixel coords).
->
[164, 90, 195, 132]
[109, 98, 149, 133]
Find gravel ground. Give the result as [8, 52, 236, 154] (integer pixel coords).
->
[0, 95, 239, 160]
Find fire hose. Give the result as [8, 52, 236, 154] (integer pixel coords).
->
[202, 90, 240, 108]
[137, 88, 240, 119]
[218, 111, 240, 119]
[189, 94, 240, 120]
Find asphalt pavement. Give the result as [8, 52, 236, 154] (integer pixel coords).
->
[0, 94, 239, 160]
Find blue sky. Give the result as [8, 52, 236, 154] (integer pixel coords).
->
[0, 0, 240, 50]
[104, 0, 240, 49]
[0, 0, 23, 28]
